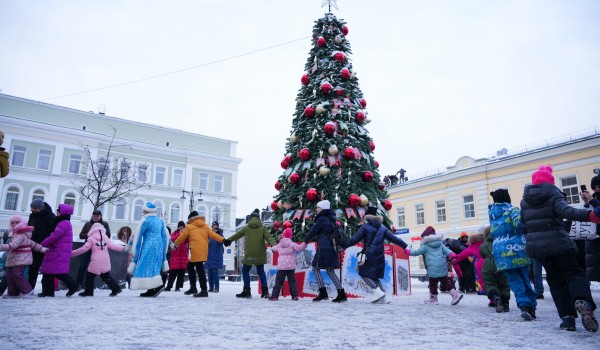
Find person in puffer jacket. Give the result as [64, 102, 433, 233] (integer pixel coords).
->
[0, 220, 46, 298]
[452, 232, 485, 295]
[71, 223, 127, 297]
[165, 221, 189, 292]
[489, 189, 537, 321]
[268, 228, 306, 301]
[521, 165, 600, 333]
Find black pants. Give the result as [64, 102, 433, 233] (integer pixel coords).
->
[28, 251, 44, 289]
[542, 254, 597, 318]
[188, 262, 207, 292]
[76, 250, 92, 286]
[84, 271, 120, 294]
[271, 270, 298, 298]
[166, 269, 186, 289]
[41, 273, 77, 296]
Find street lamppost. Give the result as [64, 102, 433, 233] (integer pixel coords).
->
[181, 190, 203, 212]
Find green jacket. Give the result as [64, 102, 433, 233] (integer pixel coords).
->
[228, 217, 276, 266]
[0, 148, 8, 178]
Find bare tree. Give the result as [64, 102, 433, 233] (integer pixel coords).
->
[74, 127, 149, 210]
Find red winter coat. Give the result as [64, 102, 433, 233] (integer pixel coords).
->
[169, 229, 189, 270]
[71, 223, 125, 275]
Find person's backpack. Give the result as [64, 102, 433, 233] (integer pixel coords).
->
[330, 222, 345, 254]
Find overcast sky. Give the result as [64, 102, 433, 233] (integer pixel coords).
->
[1, 0, 599, 218]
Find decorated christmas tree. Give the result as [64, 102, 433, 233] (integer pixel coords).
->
[270, 9, 393, 240]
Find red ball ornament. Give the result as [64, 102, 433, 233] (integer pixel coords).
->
[299, 148, 311, 161]
[275, 181, 282, 191]
[344, 148, 355, 159]
[378, 182, 385, 190]
[334, 52, 345, 63]
[370, 141, 376, 151]
[355, 111, 365, 124]
[280, 159, 289, 169]
[289, 173, 301, 184]
[349, 194, 361, 207]
[283, 220, 293, 229]
[382, 200, 393, 211]
[273, 221, 280, 230]
[362, 171, 374, 182]
[341, 68, 351, 80]
[305, 188, 318, 201]
[342, 26, 349, 36]
[374, 160, 380, 168]
[301, 74, 309, 86]
[271, 201, 279, 211]
[335, 87, 344, 96]
[317, 36, 326, 47]
[304, 106, 315, 117]
[360, 98, 367, 108]
[323, 121, 336, 135]
[320, 82, 332, 94]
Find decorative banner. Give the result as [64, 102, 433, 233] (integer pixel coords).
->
[357, 206, 366, 218]
[311, 62, 318, 73]
[282, 210, 294, 220]
[345, 207, 357, 218]
[328, 155, 338, 167]
[302, 160, 311, 169]
[303, 209, 313, 220]
[293, 209, 304, 220]
[343, 97, 352, 106]
[316, 157, 325, 167]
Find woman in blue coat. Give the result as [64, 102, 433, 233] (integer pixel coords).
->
[303, 200, 345, 303]
[344, 206, 408, 304]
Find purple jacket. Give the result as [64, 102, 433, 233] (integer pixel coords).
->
[40, 204, 74, 275]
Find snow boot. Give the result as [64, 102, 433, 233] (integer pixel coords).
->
[78, 291, 93, 297]
[268, 296, 278, 301]
[424, 293, 439, 305]
[109, 290, 122, 297]
[184, 288, 197, 296]
[66, 284, 80, 297]
[575, 299, 599, 332]
[449, 289, 463, 305]
[236, 287, 252, 299]
[313, 287, 329, 302]
[193, 290, 209, 298]
[520, 306, 535, 321]
[332, 289, 347, 303]
[371, 288, 386, 303]
[559, 316, 576, 331]
[493, 296, 503, 313]
[261, 286, 269, 298]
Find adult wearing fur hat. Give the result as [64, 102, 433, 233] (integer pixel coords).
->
[521, 165, 600, 332]
[303, 200, 347, 302]
[128, 202, 170, 297]
[225, 209, 276, 299]
[1, 220, 46, 298]
[39, 204, 79, 297]
[344, 207, 408, 304]
[406, 226, 463, 305]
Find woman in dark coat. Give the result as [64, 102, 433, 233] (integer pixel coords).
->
[303, 200, 345, 302]
[344, 207, 407, 304]
[520, 165, 600, 332]
[582, 174, 600, 283]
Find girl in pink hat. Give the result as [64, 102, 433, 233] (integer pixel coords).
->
[268, 228, 306, 301]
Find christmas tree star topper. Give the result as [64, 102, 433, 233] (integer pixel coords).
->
[321, 0, 338, 11]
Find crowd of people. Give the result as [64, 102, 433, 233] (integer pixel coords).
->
[1, 165, 600, 334]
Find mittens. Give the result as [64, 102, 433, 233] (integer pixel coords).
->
[223, 239, 232, 247]
[404, 248, 411, 255]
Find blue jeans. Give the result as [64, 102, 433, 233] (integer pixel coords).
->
[207, 268, 220, 290]
[531, 258, 544, 295]
[503, 266, 537, 310]
[242, 264, 266, 289]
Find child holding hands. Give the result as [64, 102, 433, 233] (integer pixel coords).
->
[268, 228, 306, 301]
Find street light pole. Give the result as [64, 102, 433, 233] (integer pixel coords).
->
[180, 189, 203, 212]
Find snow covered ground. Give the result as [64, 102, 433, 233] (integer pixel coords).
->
[2, 280, 599, 350]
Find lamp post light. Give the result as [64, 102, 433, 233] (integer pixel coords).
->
[181, 190, 203, 212]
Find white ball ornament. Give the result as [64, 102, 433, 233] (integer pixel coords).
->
[319, 166, 331, 176]
[289, 134, 298, 143]
[328, 144, 339, 155]
[359, 194, 369, 206]
[334, 35, 343, 44]
[278, 200, 284, 209]
[316, 104, 326, 115]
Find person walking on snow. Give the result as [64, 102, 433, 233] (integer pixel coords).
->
[165, 221, 188, 292]
[268, 228, 307, 301]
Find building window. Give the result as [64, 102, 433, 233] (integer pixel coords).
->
[153, 200, 164, 218]
[154, 166, 166, 185]
[199, 173, 208, 191]
[4, 186, 20, 210]
[172, 168, 183, 187]
[169, 203, 180, 224]
[560, 176, 580, 205]
[463, 195, 476, 219]
[211, 206, 223, 223]
[435, 200, 446, 223]
[214, 175, 224, 192]
[64, 192, 76, 207]
[68, 154, 82, 174]
[396, 207, 406, 227]
[415, 203, 425, 225]
[133, 199, 144, 221]
[32, 189, 45, 203]
[120, 160, 130, 179]
[138, 164, 148, 182]
[98, 157, 110, 180]
[11, 145, 26, 167]
[115, 198, 126, 220]
[37, 149, 52, 170]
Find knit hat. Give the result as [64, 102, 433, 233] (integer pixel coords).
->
[30, 198, 44, 210]
[282, 228, 293, 239]
[250, 209, 260, 218]
[421, 226, 436, 238]
[459, 231, 468, 238]
[143, 202, 157, 213]
[365, 206, 378, 216]
[92, 209, 102, 216]
[212, 221, 219, 227]
[490, 189, 511, 204]
[14, 222, 34, 234]
[188, 211, 198, 219]
[316, 200, 331, 210]
[531, 165, 555, 185]
[591, 175, 600, 190]
[177, 220, 185, 228]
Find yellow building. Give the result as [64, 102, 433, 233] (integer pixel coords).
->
[386, 127, 600, 276]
